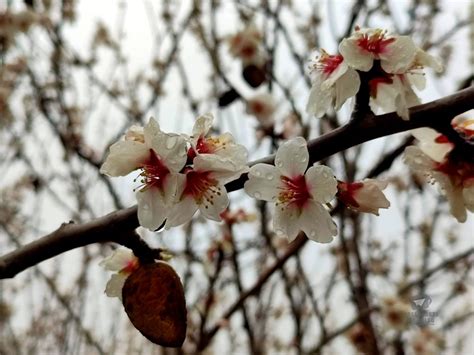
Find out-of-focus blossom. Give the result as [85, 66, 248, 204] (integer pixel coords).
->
[228, 24, 264, 65]
[337, 179, 390, 215]
[306, 50, 360, 118]
[245, 137, 338, 243]
[346, 323, 373, 354]
[246, 93, 276, 127]
[380, 296, 410, 330]
[100, 118, 187, 230]
[409, 328, 445, 355]
[339, 28, 417, 73]
[100, 248, 139, 299]
[281, 113, 303, 139]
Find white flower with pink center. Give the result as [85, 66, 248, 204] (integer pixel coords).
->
[367, 49, 443, 120]
[404, 144, 474, 223]
[339, 28, 417, 73]
[244, 137, 338, 243]
[187, 113, 248, 169]
[337, 179, 390, 215]
[100, 118, 187, 230]
[100, 248, 139, 299]
[306, 50, 361, 118]
[165, 154, 247, 227]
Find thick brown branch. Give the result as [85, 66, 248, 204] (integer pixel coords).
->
[0, 86, 473, 280]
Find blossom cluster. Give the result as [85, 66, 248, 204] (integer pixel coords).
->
[404, 116, 474, 222]
[306, 27, 442, 120]
[101, 114, 248, 230]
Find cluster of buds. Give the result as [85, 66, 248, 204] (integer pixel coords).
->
[306, 27, 442, 120]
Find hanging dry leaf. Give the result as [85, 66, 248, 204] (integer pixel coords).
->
[122, 262, 187, 347]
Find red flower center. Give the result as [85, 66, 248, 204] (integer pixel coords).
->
[138, 149, 170, 190]
[435, 159, 474, 188]
[356, 30, 396, 56]
[278, 175, 311, 209]
[183, 170, 221, 206]
[337, 181, 364, 208]
[312, 51, 344, 77]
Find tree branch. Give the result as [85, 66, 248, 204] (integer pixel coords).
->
[0, 85, 473, 280]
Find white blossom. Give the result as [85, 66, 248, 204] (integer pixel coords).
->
[339, 28, 417, 73]
[100, 118, 188, 230]
[165, 154, 246, 228]
[244, 137, 338, 243]
[337, 179, 390, 215]
[306, 50, 360, 118]
[188, 113, 248, 169]
[100, 248, 139, 299]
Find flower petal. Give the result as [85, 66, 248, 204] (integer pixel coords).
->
[305, 165, 337, 204]
[199, 183, 229, 221]
[463, 185, 474, 212]
[275, 137, 309, 178]
[306, 76, 333, 118]
[194, 154, 247, 184]
[244, 163, 281, 201]
[380, 36, 417, 74]
[434, 172, 467, 223]
[165, 196, 199, 228]
[273, 205, 301, 242]
[300, 201, 337, 243]
[339, 38, 374, 72]
[321, 60, 348, 89]
[150, 132, 188, 173]
[136, 188, 168, 230]
[100, 141, 149, 176]
[354, 179, 391, 215]
[100, 248, 136, 272]
[192, 113, 213, 137]
[143, 117, 162, 146]
[334, 68, 360, 110]
[105, 273, 127, 299]
[404, 146, 436, 176]
[411, 128, 452, 162]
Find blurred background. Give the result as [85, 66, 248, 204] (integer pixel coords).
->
[0, 0, 473, 354]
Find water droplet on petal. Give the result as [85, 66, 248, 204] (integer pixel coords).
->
[275, 159, 283, 168]
[266, 173, 274, 180]
[254, 169, 262, 177]
[254, 192, 262, 199]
